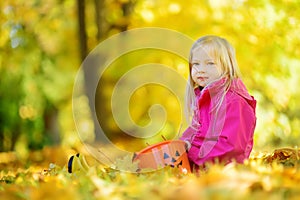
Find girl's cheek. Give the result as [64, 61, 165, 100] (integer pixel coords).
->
[191, 72, 196, 80]
[191, 69, 197, 77]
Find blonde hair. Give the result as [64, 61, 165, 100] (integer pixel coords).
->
[185, 35, 241, 125]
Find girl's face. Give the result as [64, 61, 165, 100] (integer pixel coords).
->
[191, 45, 221, 88]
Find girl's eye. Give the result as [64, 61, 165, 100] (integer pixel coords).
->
[207, 62, 215, 65]
[192, 63, 199, 66]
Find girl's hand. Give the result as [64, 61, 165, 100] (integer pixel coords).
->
[184, 140, 191, 151]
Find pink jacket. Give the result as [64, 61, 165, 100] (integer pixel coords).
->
[180, 78, 256, 166]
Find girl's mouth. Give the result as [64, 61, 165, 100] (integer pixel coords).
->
[198, 77, 208, 81]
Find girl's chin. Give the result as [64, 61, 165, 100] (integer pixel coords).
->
[197, 82, 207, 87]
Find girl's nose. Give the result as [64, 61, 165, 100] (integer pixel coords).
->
[195, 67, 205, 74]
[197, 69, 205, 74]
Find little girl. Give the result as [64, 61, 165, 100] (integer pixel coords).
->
[180, 35, 256, 169]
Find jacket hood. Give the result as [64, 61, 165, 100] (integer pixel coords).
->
[230, 78, 256, 111]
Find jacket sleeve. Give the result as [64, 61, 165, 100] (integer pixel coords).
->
[191, 97, 256, 165]
[179, 126, 197, 143]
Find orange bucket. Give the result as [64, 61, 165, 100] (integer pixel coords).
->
[133, 140, 191, 173]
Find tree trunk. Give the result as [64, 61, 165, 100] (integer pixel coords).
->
[77, 0, 88, 61]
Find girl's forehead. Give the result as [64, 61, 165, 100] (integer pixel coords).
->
[192, 45, 216, 60]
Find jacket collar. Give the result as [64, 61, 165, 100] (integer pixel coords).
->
[194, 77, 255, 102]
[194, 77, 226, 98]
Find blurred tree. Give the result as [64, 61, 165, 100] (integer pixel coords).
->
[76, 0, 137, 144]
[0, 0, 78, 152]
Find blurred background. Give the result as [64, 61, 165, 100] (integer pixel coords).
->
[1, 0, 300, 159]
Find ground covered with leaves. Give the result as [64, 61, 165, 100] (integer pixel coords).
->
[1, 147, 300, 200]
